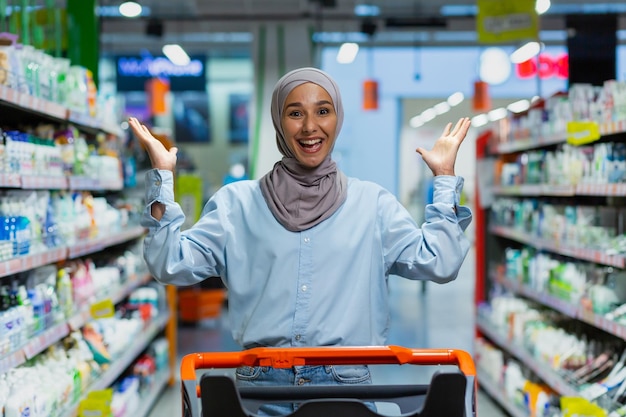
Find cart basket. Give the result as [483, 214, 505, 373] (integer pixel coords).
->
[180, 345, 477, 417]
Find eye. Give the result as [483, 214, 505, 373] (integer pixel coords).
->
[288, 110, 302, 117]
[319, 107, 330, 115]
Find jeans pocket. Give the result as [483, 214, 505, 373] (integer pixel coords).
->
[235, 365, 264, 382]
[328, 365, 372, 384]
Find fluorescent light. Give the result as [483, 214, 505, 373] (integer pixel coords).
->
[162, 44, 191, 66]
[409, 116, 424, 128]
[536, 0, 551, 14]
[471, 114, 489, 127]
[354, 4, 380, 17]
[433, 102, 451, 115]
[336, 42, 359, 64]
[421, 108, 437, 122]
[480, 47, 511, 85]
[488, 108, 508, 121]
[119, 1, 142, 18]
[447, 92, 464, 107]
[510, 42, 543, 64]
[507, 99, 531, 113]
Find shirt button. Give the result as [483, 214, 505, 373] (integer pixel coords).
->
[295, 334, 301, 341]
[298, 378, 306, 385]
[304, 237, 310, 243]
[301, 285, 307, 292]
[155, 180, 162, 186]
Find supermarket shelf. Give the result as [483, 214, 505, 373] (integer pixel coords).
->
[0, 247, 67, 279]
[0, 273, 153, 375]
[0, 173, 123, 191]
[490, 225, 626, 268]
[492, 184, 575, 196]
[0, 227, 145, 279]
[492, 120, 626, 155]
[67, 273, 154, 331]
[60, 312, 171, 417]
[476, 318, 579, 398]
[68, 176, 124, 191]
[493, 183, 626, 197]
[128, 370, 171, 417]
[493, 132, 566, 154]
[494, 272, 626, 340]
[68, 225, 146, 259]
[0, 84, 122, 137]
[0, 173, 21, 188]
[477, 367, 528, 417]
[0, 350, 25, 377]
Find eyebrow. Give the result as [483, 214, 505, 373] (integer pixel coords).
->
[284, 100, 333, 109]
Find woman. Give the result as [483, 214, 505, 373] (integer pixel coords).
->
[129, 67, 472, 415]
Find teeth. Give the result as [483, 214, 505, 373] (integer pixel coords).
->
[299, 139, 321, 145]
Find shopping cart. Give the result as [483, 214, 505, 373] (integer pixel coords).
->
[181, 345, 477, 417]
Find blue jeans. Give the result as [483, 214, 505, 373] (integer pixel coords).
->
[235, 364, 376, 416]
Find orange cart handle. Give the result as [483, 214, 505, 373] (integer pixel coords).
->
[181, 345, 475, 382]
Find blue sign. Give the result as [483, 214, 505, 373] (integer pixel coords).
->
[116, 55, 206, 91]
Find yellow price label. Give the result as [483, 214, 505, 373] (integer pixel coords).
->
[87, 389, 113, 402]
[90, 299, 115, 319]
[566, 121, 601, 146]
[78, 398, 111, 417]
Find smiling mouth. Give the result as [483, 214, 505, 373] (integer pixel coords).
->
[298, 138, 323, 153]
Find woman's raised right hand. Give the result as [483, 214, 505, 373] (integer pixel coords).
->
[128, 117, 178, 172]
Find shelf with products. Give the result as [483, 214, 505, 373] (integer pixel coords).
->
[475, 79, 626, 416]
[476, 316, 580, 398]
[0, 84, 122, 137]
[492, 269, 626, 340]
[476, 367, 528, 417]
[0, 226, 146, 279]
[0, 269, 154, 375]
[0, 74, 176, 416]
[59, 313, 171, 417]
[490, 225, 626, 269]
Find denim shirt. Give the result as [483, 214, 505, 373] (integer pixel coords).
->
[141, 169, 472, 348]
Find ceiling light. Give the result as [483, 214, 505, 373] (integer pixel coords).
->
[162, 44, 191, 66]
[420, 108, 437, 122]
[409, 116, 424, 128]
[510, 41, 543, 64]
[536, 0, 551, 14]
[336, 42, 359, 64]
[119, 1, 142, 18]
[488, 108, 508, 121]
[479, 47, 511, 85]
[471, 114, 489, 127]
[507, 99, 531, 113]
[447, 92, 464, 107]
[354, 4, 380, 17]
[433, 102, 451, 115]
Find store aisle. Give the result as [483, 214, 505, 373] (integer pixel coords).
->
[149, 246, 507, 417]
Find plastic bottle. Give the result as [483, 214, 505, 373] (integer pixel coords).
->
[56, 268, 74, 319]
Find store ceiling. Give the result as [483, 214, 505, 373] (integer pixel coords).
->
[97, 0, 626, 54]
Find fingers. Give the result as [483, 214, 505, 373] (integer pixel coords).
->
[442, 122, 452, 137]
[450, 117, 470, 137]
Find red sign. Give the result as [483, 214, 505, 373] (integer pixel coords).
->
[516, 53, 569, 80]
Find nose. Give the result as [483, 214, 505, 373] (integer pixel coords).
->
[302, 115, 317, 134]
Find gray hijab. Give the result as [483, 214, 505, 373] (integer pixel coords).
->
[260, 67, 348, 232]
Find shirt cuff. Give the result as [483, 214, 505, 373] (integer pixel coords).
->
[432, 175, 464, 206]
[145, 169, 175, 205]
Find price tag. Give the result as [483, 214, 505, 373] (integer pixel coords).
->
[78, 389, 112, 417]
[566, 121, 601, 145]
[90, 299, 115, 319]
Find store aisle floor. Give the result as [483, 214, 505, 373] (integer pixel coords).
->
[149, 246, 508, 417]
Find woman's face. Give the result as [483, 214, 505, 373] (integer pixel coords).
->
[281, 82, 337, 169]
